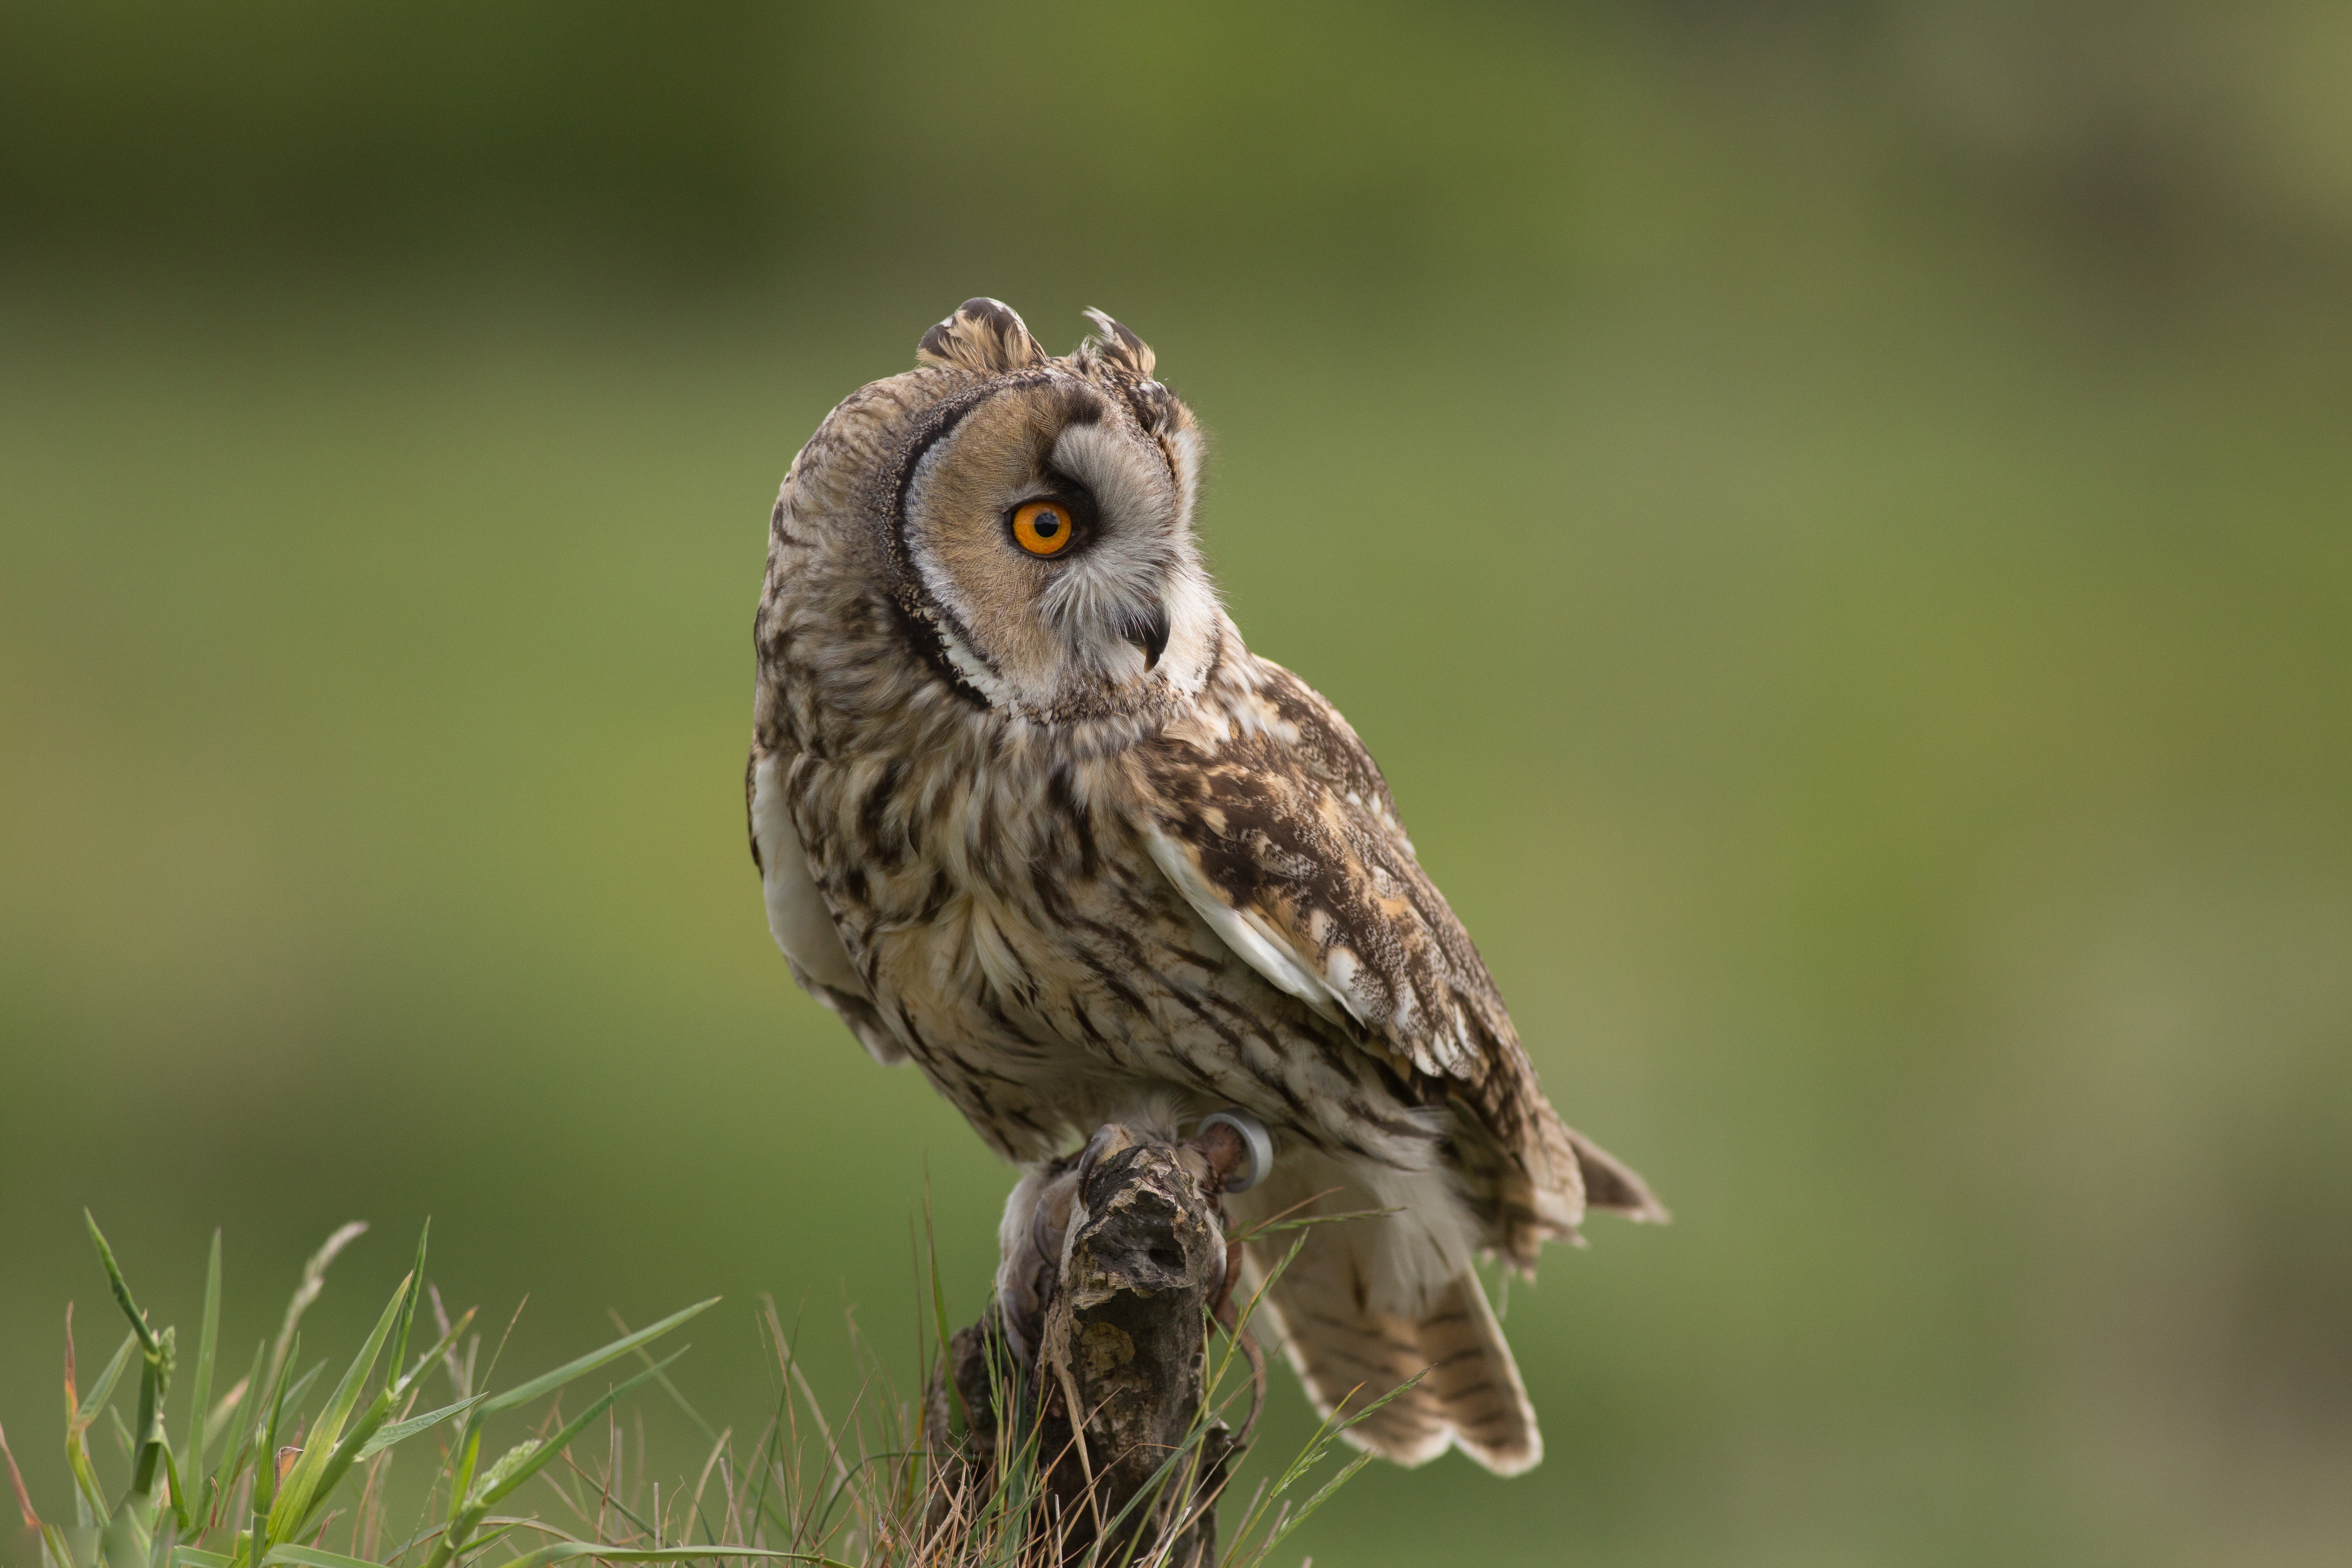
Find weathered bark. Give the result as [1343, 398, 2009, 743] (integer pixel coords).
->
[927, 1126, 1245, 1567]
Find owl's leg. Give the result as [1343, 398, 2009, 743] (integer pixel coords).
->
[1029, 1122, 1127, 1271]
[1189, 1109, 1272, 1316]
[1187, 1108, 1275, 1446]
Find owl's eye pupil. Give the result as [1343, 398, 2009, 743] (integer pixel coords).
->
[1033, 514, 1062, 538]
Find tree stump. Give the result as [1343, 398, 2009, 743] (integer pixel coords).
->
[928, 1124, 1247, 1567]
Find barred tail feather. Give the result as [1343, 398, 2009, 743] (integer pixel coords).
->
[1245, 1249, 1541, 1476]
[1491, 1097, 1670, 1265]
[1247, 1247, 1451, 1466]
[1566, 1125, 1671, 1223]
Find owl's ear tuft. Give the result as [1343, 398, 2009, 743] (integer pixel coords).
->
[918, 298, 1045, 374]
[1078, 308, 1156, 379]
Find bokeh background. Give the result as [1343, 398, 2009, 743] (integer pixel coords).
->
[5, 3, 2350, 1564]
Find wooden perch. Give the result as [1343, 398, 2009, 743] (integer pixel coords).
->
[929, 1122, 1255, 1567]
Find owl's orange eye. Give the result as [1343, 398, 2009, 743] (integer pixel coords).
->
[1011, 500, 1076, 557]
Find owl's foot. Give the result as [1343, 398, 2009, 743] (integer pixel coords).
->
[1004, 1115, 1270, 1367]
[1002, 1125, 1131, 1365]
[1187, 1113, 1274, 1450]
[1071, 1120, 1127, 1191]
[1188, 1108, 1273, 1334]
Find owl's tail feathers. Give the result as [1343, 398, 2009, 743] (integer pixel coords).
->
[1494, 1109, 1670, 1266]
[1248, 1256, 1540, 1476]
[1565, 1125, 1671, 1224]
[1411, 1271, 1543, 1474]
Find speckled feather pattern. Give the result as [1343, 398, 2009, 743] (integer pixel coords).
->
[749, 299, 1662, 1473]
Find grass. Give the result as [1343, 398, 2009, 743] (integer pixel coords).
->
[4, 1215, 1376, 1568]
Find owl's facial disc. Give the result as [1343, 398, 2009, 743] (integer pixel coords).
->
[897, 377, 1213, 718]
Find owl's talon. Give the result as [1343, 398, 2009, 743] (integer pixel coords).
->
[1029, 1192, 1061, 1268]
[1211, 1235, 1241, 1321]
[1073, 1122, 1120, 1190]
[1196, 1110, 1273, 1194]
[999, 1302, 1033, 1367]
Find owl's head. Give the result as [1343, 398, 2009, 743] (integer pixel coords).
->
[774, 299, 1220, 728]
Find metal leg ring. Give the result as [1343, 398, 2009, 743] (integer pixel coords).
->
[1199, 1109, 1274, 1193]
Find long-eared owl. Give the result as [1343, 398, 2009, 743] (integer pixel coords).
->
[748, 298, 1663, 1474]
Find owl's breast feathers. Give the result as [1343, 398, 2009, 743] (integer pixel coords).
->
[1137, 655, 1666, 1264]
[759, 585, 1661, 1261]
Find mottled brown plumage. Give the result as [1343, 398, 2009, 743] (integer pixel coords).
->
[749, 298, 1663, 1474]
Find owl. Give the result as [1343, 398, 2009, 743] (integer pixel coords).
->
[748, 298, 1664, 1475]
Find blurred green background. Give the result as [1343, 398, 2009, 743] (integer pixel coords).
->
[4, 3, 2350, 1564]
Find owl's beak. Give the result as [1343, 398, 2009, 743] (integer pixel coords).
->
[1122, 603, 1172, 673]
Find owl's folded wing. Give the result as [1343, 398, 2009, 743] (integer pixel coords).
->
[1138, 659, 1519, 1089]
[1138, 657, 1668, 1252]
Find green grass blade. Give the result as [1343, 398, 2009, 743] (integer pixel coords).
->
[480, 1298, 717, 1417]
[384, 1225, 428, 1399]
[1259, 1449, 1373, 1556]
[271, 1253, 432, 1527]
[76, 1336, 140, 1429]
[920, 1188, 969, 1439]
[85, 1224, 178, 1542]
[173, 1549, 232, 1568]
[83, 1214, 160, 1356]
[426, 1303, 713, 1568]
[389, 1308, 474, 1405]
[353, 1396, 481, 1461]
[611, 1317, 716, 1445]
[250, 1344, 323, 1542]
[247, 1339, 302, 1559]
[95, 1479, 151, 1568]
[257, 1545, 379, 1568]
[272, 1362, 327, 1438]
[432, 1420, 483, 1558]
[66, 1333, 139, 1518]
[286, 1397, 390, 1541]
[160, 1440, 192, 1537]
[0, 1420, 38, 1536]
[183, 1236, 221, 1478]
[471, 1348, 686, 1512]
[1222, 1205, 1402, 1247]
[266, 1224, 366, 1398]
[206, 1342, 266, 1513]
[264, 1274, 411, 1543]
[498, 1545, 818, 1568]
[124, 1323, 175, 1499]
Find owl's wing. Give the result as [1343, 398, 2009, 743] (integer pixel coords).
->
[748, 745, 907, 1067]
[1138, 657, 1665, 1254]
[1140, 657, 1519, 1086]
